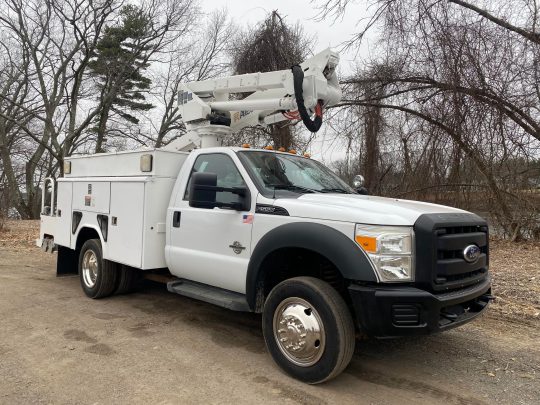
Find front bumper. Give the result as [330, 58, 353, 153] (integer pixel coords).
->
[348, 276, 491, 337]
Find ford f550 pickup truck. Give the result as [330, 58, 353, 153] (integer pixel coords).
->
[37, 49, 491, 383]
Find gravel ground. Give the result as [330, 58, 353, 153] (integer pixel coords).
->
[0, 220, 539, 404]
[489, 239, 540, 323]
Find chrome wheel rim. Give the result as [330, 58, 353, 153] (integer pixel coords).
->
[273, 297, 325, 367]
[82, 250, 98, 288]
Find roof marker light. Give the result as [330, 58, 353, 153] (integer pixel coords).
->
[140, 154, 153, 172]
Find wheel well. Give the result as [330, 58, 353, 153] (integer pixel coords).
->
[255, 247, 349, 312]
[76, 227, 100, 250]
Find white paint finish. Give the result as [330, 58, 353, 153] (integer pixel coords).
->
[40, 141, 478, 299]
[166, 148, 260, 293]
[65, 149, 188, 178]
[72, 181, 110, 214]
[53, 182, 73, 247]
[107, 182, 145, 268]
[275, 194, 467, 226]
[167, 203, 253, 293]
[39, 215, 59, 241]
[156, 223, 166, 233]
[44, 150, 187, 269]
[251, 193, 358, 253]
[141, 178, 177, 269]
[71, 220, 106, 255]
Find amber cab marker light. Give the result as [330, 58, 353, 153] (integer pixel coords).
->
[355, 235, 377, 253]
[303, 153, 311, 158]
[288, 149, 297, 154]
[264, 145, 274, 150]
[241, 143, 250, 148]
[278, 147, 286, 152]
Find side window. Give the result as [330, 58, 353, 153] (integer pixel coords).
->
[184, 154, 246, 204]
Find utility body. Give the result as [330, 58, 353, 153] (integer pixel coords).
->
[38, 49, 491, 383]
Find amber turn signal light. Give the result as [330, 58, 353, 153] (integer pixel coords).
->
[355, 235, 377, 253]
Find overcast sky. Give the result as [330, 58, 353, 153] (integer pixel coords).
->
[202, 0, 375, 73]
[199, 1, 378, 164]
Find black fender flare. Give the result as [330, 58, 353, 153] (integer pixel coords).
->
[246, 222, 377, 310]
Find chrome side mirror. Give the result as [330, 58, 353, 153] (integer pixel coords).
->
[353, 174, 364, 189]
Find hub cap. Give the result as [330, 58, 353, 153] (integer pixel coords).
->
[82, 250, 98, 288]
[273, 297, 325, 367]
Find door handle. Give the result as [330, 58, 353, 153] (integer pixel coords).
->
[173, 211, 181, 228]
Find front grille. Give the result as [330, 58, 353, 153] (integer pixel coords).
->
[433, 225, 489, 290]
[414, 213, 490, 292]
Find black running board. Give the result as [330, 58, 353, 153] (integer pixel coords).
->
[167, 279, 251, 312]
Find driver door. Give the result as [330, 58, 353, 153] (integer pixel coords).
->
[168, 153, 254, 294]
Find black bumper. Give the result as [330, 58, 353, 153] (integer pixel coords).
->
[348, 277, 491, 337]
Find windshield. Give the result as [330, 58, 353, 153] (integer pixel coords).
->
[237, 151, 354, 197]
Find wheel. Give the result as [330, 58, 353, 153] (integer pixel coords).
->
[79, 239, 118, 299]
[262, 277, 355, 384]
[115, 265, 142, 295]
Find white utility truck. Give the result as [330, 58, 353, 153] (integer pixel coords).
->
[38, 49, 491, 383]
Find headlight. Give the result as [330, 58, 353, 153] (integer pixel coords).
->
[354, 224, 414, 282]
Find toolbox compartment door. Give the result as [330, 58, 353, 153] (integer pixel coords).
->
[54, 181, 73, 247]
[107, 182, 144, 267]
[72, 181, 110, 214]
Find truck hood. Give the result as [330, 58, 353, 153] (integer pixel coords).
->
[274, 194, 467, 226]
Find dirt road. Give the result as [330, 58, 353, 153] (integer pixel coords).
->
[0, 224, 539, 404]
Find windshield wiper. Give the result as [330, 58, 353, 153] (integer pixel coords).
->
[320, 188, 351, 194]
[266, 184, 319, 194]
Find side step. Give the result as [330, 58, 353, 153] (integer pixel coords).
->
[167, 279, 250, 312]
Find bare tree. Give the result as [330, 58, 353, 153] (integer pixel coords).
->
[0, 0, 120, 217]
[318, 0, 540, 239]
[230, 11, 313, 150]
[152, 9, 233, 147]
[0, 0, 199, 218]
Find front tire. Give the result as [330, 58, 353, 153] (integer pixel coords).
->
[262, 277, 355, 384]
[79, 239, 118, 299]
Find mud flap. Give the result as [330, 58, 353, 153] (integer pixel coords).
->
[57, 245, 78, 277]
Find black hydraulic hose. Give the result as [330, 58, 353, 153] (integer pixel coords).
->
[291, 65, 323, 132]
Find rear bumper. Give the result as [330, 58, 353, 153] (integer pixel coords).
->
[348, 276, 491, 337]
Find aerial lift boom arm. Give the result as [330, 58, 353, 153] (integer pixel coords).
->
[164, 49, 341, 151]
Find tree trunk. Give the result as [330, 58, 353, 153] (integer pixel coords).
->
[363, 95, 382, 192]
[0, 123, 31, 218]
[95, 104, 111, 153]
[270, 125, 293, 150]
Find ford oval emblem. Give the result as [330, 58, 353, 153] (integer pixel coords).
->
[463, 245, 481, 263]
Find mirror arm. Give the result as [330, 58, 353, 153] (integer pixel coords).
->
[193, 184, 247, 196]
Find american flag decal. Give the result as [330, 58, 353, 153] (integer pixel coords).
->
[242, 214, 254, 224]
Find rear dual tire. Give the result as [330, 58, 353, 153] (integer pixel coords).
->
[79, 239, 118, 299]
[79, 239, 140, 298]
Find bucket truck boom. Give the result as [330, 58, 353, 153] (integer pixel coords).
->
[164, 48, 341, 151]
